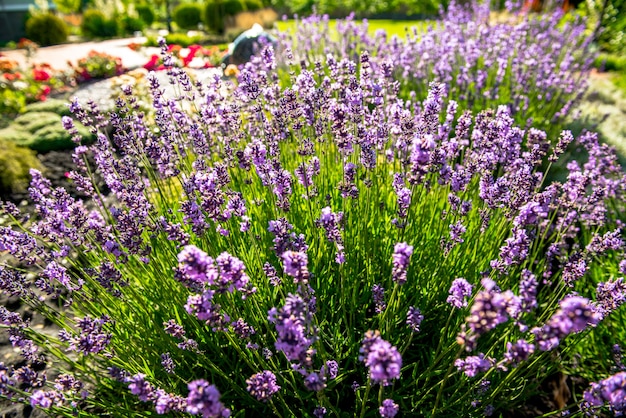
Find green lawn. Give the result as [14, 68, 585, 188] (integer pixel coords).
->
[274, 18, 436, 40]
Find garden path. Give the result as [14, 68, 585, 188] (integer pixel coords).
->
[1, 36, 157, 71]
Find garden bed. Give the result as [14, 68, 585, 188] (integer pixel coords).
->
[1, 3, 626, 417]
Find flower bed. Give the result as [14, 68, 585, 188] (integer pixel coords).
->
[143, 44, 227, 71]
[0, 56, 66, 115]
[1, 46, 126, 116]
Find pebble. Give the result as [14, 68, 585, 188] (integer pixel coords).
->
[71, 68, 224, 111]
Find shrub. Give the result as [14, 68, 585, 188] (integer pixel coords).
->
[15, 111, 61, 133]
[0, 125, 32, 144]
[0, 35, 625, 418]
[0, 88, 27, 115]
[121, 16, 145, 34]
[204, 0, 225, 33]
[24, 13, 68, 46]
[3, 111, 93, 152]
[136, 4, 156, 26]
[164, 32, 204, 47]
[71, 50, 124, 82]
[222, 0, 245, 15]
[24, 98, 71, 116]
[173, 3, 203, 30]
[279, 4, 594, 136]
[0, 140, 42, 194]
[594, 53, 626, 72]
[204, 0, 244, 34]
[244, 0, 263, 12]
[81, 10, 119, 38]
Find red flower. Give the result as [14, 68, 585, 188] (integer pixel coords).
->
[144, 54, 160, 71]
[3, 72, 22, 81]
[33, 67, 51, 81]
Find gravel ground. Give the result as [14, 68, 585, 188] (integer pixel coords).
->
[71, 67, 224, 111]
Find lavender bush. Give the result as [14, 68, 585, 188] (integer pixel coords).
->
[0, 34, 625, 418]
[275, 1, 594, 134]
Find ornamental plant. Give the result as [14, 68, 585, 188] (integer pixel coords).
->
[0, 57, 66, 115]
[69, 50, 124, 83]
[274, 1, 595, 135]
[0, 36, 625, 418]
[143, 44, 227, 71]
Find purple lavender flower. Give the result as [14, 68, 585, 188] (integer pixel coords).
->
[360, 331, 402, 386]
[177, 245, 217, 285]
[215, 252, 249, 293]
[455, 353, 493, 377]
[372, 284, 386, 314]
[595, 278, 626, 319]
[246, 371, 280, 402]
[532, 295, 601, 351]
[503, 339, 535, 366]
[322, 360, 339, 379]
[316, 207, 345, 264]
[379, 398, 399, 417]
[281, 251, 310, 284]
[447, 278, 473, 309]
[461, 280, 522, 349]
[59, 315, 112, 355]
[313, 406, 327, 417]
[394, 186, 411, 226]
[304, 371, 326, 391]
[128, 373, 154, 402]
[186, 380, 230, 417]
[406, 306, 424, 332]
[30, 390, 61, 408]
[495, 228, 530, 269]
[583, 371, 626, 416]
[185, 290, 229, 330]
[562, 254, 587, 287]
[231, 318, 255, 339]
[161, 352, 176, 374]
[42, 261, 82, 292]
[391, 242, 413, 285]
[449, 221, 466, 244]
[519, 270, 538, 312]
[268, 294, 315, 365]
[268, 218, 308, 256]
[164, 319, 186, 339]
[263, 262, 281, 286]
[154, 389, 187, 414]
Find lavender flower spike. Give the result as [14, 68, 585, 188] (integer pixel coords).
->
[447, 278, 473, 309]
[583, 371, 626, 416]
[360, 331, 402, 386]
[391, 242, 413, 285]
[186, 379, 230, 417]
[246, 371, 280, 402]
[379, 398, 399, 417]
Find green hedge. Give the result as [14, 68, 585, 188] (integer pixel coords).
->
[136, 4, 156, 26]
[25, 13, 68, 46]
[173, 3, 204, 30]
[81, 10, 119, 38]
[0, 140, 43, 194]
[1, 111, 93, 153]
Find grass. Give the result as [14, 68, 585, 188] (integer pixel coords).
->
[274, 18, 436, 40]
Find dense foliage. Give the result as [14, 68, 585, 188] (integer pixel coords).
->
[24, 13, 68, 46]
[173, 3, 204, 30]
[81, 10, 119, 39]
[0, 140, 43, 194]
